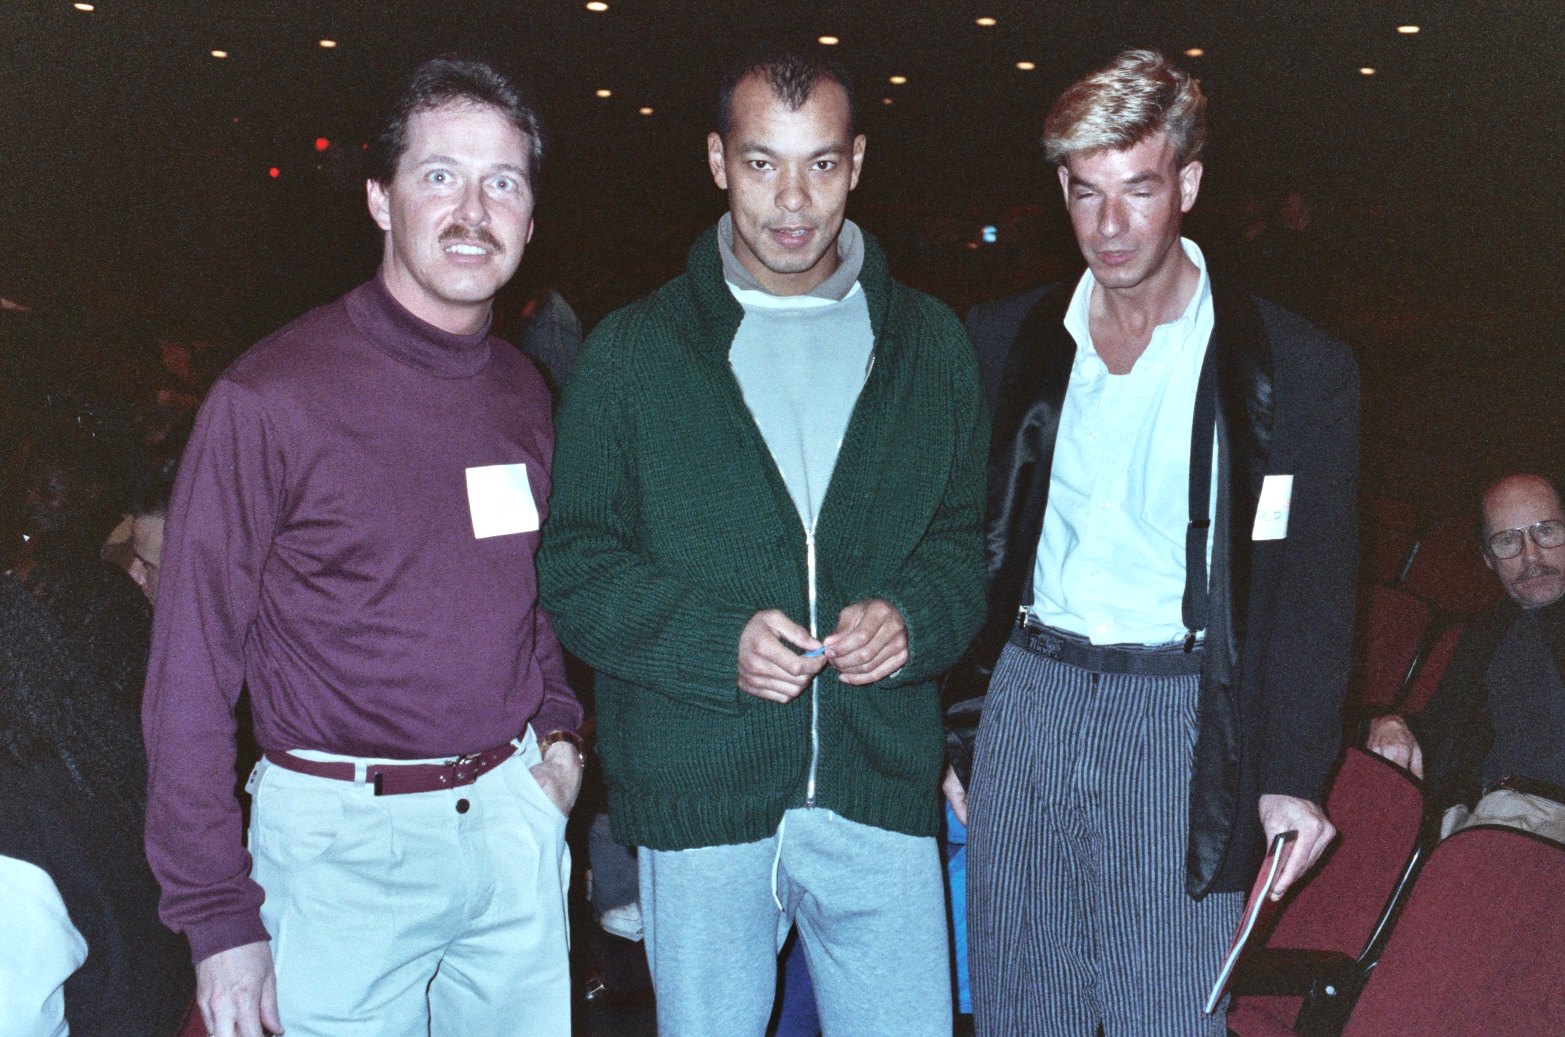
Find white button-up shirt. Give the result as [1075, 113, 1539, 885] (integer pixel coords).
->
[1030, 238, 1217, 646]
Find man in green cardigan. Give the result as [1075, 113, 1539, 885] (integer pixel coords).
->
[539, 51, 987, 1037]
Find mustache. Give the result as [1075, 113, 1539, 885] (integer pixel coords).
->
[438, 224, 503, 252]
[1517, 562, 1563, 580]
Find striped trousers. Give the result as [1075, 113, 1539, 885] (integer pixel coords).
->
[966, 642, 1241, 1037]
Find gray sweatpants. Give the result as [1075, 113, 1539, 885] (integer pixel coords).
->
[639, 807, 952, 1037]
[966, 642, 1242, 1037]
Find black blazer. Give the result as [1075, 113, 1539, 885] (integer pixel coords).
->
[947, 271, 1360, 896]
[1410, 598, 1565, 816]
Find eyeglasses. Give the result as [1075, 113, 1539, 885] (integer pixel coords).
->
[1485, 519, 1565, 560]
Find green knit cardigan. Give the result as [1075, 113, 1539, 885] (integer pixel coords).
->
[538, 225, 989, 849]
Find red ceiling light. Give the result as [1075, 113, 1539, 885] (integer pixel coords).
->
[314, 137, 331, 152]
[268, 167, 281, 179]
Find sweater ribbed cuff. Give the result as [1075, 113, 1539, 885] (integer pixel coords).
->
[187, 910, 273, 966]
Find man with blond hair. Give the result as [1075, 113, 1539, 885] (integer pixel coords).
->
[945, 49, 1359, 1035]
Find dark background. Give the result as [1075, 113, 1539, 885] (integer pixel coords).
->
[5, 0, 1564, 505]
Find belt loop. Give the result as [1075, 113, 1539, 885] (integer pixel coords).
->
[354, 761, 367, 784]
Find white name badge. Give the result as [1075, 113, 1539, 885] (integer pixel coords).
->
[465, 463, 539, 539]
[1252, 474, 1293, 541]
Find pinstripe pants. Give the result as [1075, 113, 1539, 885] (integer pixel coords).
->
[967, 643, 1241, 1037]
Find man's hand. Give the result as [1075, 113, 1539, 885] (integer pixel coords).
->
[196, 940, 282, 1037]
[1366, 714, 1424, 778]
[530, 741, 585, 816]
[1257, 794, 1337, 900]
[942, 765, 969, 826]
[738, 609, 827, 703]
[823, 598, 908, 686]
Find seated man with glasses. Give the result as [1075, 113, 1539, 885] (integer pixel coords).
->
[1368, 473, 1565, 836]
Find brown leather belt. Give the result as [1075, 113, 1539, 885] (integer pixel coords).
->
[263, 742, 518, 796]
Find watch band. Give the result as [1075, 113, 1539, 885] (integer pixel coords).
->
[538, 729, 587, 767]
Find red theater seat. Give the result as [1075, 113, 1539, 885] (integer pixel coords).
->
[1400, 514, 1505, 617]
[1394, 620, 1464, 716]
[1364, 497, 1420, 585]
[1341, 826, 1565, 1037]
[1355, 586, 1431, 712]
[1228, 749, 1426, 1037]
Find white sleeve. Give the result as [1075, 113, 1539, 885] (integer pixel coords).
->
[0, 855, 87, 1037]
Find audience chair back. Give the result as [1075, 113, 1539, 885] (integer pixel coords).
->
[1341, 825, 1565, 1037]
[1365, 497, 1421, 585]
[1393, 620, 1464, 716]
[1355, 586, 1432, 712]
[1400, 513, 1505, 617]
[1228, 749, 1425, 1037]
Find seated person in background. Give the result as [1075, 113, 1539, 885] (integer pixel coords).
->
[13, 431, 151, 709]
[0, 577, 190, 1037]
[1368, 473, 1565, 834]
[124, 480, 169, 605]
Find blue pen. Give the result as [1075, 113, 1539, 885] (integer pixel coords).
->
[802, 646, 827, 658]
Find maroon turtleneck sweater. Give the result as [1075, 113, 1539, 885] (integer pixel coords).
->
[142, 274, 582, 963]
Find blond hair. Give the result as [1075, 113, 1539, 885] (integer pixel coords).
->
[1043, 49, 1206, 167]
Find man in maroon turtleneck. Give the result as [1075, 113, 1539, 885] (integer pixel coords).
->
[142, 58, 584, 1037]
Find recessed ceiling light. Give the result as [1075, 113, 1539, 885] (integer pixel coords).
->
[1397, 25, 1420, 34]
[594, 88, 612, 98]
[889, 75, 907, 85]
[72, 2, 94, 10]
[319, 39, 337, 49]
[1015, 61, 1037, 71]
[881, 97, 894, 106]
[585, 1, 609, 10]
[818, 35, 839, 46]
[1184, 47, 1205, 58]
[639, 106, 654, 116]
[314, 137, 330, 152]
[268, 167, 280, 179]
[211, 50, 229, 59]
[1360, 66, 1377, 76]
[975, 17, 997, 27]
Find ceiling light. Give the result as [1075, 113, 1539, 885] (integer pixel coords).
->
[889, 75, 907, 85]
[1184, 47, 1205, 58]
[314, 137, 330, 152]
[268, 167, 280, 179]
[586, 1, 609, 10]
[211, 50, 229, 59]
[73, 2, 94, 10]
[818, 35, 839, 45]
[594, 88, 612, 98]
[1015, 61, 1036, 71]
[319, 39, 337, 48]
[638, 106, 654, 116]
[975, 17, 997, 27]
[1397, 25, 1420, 34]
[881, 97, 894, 106]
[1360, 66, 1377, 76]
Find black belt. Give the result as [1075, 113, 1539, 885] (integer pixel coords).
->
[1010, 623, 1204, 677]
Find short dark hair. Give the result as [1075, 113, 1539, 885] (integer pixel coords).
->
[717, 50, 856, 138]
[367, 57, 544, 185]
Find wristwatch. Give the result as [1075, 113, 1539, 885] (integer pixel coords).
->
[538, 729, 587, 768]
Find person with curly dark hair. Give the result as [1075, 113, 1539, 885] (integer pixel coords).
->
[0, 577, 190, 1036]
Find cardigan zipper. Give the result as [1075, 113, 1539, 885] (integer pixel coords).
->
[805, 524, 820, 807]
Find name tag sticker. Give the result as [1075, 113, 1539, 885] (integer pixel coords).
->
[1252, 474, 1293, 541]
[466, 463, 539, 539]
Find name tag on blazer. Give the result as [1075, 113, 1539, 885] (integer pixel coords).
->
[1252, 474, 1293, 541]
[466, 463, 540, 539]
